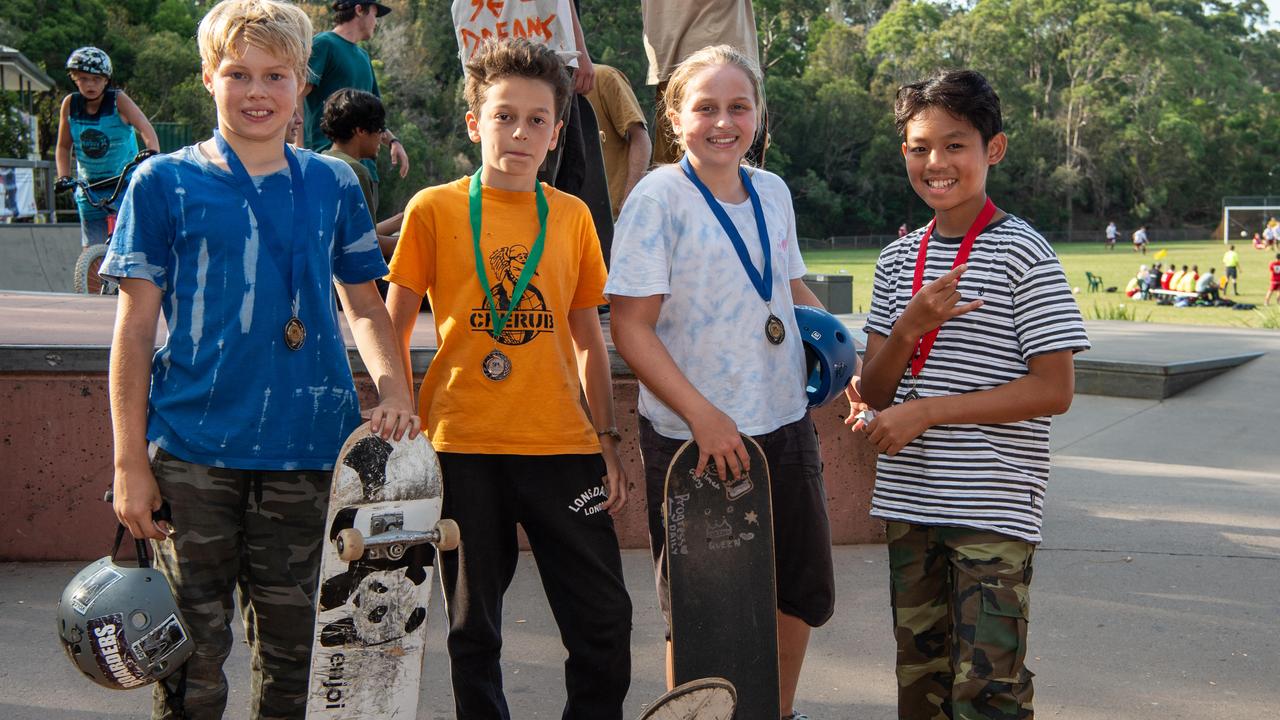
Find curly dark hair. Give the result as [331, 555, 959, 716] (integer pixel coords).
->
[320, 88, 385, 143]
[463, 38, 572, 121]
[894, 70, 1003, 144]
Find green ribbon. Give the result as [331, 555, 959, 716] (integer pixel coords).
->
[469, 167, 549, 341]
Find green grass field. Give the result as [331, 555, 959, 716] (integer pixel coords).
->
[802, 238, 1280, 328]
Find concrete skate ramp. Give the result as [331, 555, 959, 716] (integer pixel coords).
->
[0, 224, 81, 293]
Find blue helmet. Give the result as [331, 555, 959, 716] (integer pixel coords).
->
[795, 305, 858, 407]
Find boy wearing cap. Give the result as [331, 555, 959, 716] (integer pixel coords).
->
[302, 0, 409, 179]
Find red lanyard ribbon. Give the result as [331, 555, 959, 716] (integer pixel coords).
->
[909, 197, 996, 379]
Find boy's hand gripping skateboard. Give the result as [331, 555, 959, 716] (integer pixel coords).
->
[306, 422, 458, 718]
[664, 435, 779, 720]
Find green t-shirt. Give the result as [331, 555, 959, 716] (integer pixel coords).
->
[324, 148, 378, 218]
[306, 31, 381, 180]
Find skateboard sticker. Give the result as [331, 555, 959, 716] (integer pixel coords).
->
[87, 613, 148, 688]
[341, 436, 395, 499]
[130, 613, 188, 668]
[69, 566, 123, 615]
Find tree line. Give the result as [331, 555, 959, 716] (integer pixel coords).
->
[3, 0, 1277, 237]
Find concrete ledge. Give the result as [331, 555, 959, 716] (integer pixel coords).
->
[1074, 353, 1264, 399]
[0, 357, 883, 561]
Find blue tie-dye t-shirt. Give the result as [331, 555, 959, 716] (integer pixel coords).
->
[604, 164, 809, 439]
[100, 144, 387, 471]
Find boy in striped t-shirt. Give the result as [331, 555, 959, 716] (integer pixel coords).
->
[854, 70, 1090, 719]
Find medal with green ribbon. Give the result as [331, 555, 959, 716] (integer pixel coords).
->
[469, 167, 549, 381]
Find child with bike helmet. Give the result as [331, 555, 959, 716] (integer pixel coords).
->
[55, 46, 159, 248]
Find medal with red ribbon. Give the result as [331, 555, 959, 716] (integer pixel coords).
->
[903, 197, 997, 401]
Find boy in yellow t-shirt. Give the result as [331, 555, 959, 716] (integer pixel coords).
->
[385, 38, 631, 719]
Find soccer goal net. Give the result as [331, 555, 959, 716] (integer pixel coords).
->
[1220, 196, 1280, 244]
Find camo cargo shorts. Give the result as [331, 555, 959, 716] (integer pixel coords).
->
[147, 447, 330, 720]
[886, 521, 1036, 720]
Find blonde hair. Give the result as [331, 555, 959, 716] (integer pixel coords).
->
[198, 0, 313, 83]
[662, 44, 766, 157]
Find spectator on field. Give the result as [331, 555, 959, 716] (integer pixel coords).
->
[1195, 268, 1220, 302]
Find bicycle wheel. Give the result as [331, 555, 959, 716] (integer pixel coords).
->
[73, 244, 115, 295]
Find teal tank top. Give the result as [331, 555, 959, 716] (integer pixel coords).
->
[69, 89, 139, 217]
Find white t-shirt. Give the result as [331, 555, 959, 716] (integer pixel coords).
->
[605, 164, 809, 439]
[1105, 223, 1117, 239]
[1133, 228, 1148, 244]
[451, 0, 578, 71]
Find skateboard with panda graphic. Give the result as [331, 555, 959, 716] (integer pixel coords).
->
[305, 422, 458, 718]
[664, 435, 779, 720]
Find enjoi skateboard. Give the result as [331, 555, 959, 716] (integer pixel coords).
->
[664, 435, 779, 719]
[306, 422, 458, 718]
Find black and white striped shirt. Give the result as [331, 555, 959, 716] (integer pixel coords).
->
[863, 215, 1090, 543]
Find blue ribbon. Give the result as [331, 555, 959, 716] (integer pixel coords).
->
[679, 156, 772, 303]
[212, 129, 309, 319]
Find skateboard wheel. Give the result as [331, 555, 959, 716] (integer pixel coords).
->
[434, 519, 460, 552]
[336, 528, 365, 562]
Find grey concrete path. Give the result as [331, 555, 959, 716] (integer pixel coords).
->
[3, 320, 1278, 719]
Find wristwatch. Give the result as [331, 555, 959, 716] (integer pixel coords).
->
[596, 426, 622, 443]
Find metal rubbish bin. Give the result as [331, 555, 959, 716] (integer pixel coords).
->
[801, 273, 852, 314]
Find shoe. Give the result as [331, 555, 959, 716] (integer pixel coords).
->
[781, 713, 810, 720]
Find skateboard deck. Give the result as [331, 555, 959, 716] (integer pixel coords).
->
[306, 422, 457, 718]
[637, 677, 737, 720]
[664, 436, 779, 720]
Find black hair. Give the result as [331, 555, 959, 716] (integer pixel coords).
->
[895, 69, 1003, 144]
[320, 88, 385, 142]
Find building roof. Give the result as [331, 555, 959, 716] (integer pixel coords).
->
[0, 46, 55, 93]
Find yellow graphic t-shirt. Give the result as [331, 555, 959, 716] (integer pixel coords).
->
[388, 176, 607, 455]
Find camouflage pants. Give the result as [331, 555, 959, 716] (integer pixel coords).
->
[886, 521, 1036, 720]
[148, 448, 329, 720]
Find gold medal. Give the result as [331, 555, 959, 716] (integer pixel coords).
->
[765, 314, 785, 345]
[482, 349, 511, 381]
[284, 316, 306, 351]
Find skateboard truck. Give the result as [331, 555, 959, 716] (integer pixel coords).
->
[335, 511, 460, 562]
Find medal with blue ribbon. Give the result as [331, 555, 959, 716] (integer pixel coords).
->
[213, 129, 309, 350]
[679, 156, 784, 345]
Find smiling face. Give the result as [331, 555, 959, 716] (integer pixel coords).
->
[901, 106, 1006, 227]
[203, 43, 299, 147]
[69, 70, 108, 101]
[466, 75, 561, 191]
[669, 63, 760, 175]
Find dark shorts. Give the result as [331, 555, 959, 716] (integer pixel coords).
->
[1226, 266, 1238, 279]
[639, 414, 836, 630]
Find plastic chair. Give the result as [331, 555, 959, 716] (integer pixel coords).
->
[1085, 272, 1103, 293]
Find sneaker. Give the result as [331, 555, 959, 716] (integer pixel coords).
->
[781, 714, 810, 720]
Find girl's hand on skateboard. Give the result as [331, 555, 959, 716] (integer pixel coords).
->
[897, 265, 983, 341]
[689, 404, 749, 482]
[843, 377, 872, 432]
[864, 400, 932, 456]
[114, 464, 172, 540]
[369, 397, 421, 441]
[599, 435, 629, 516]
